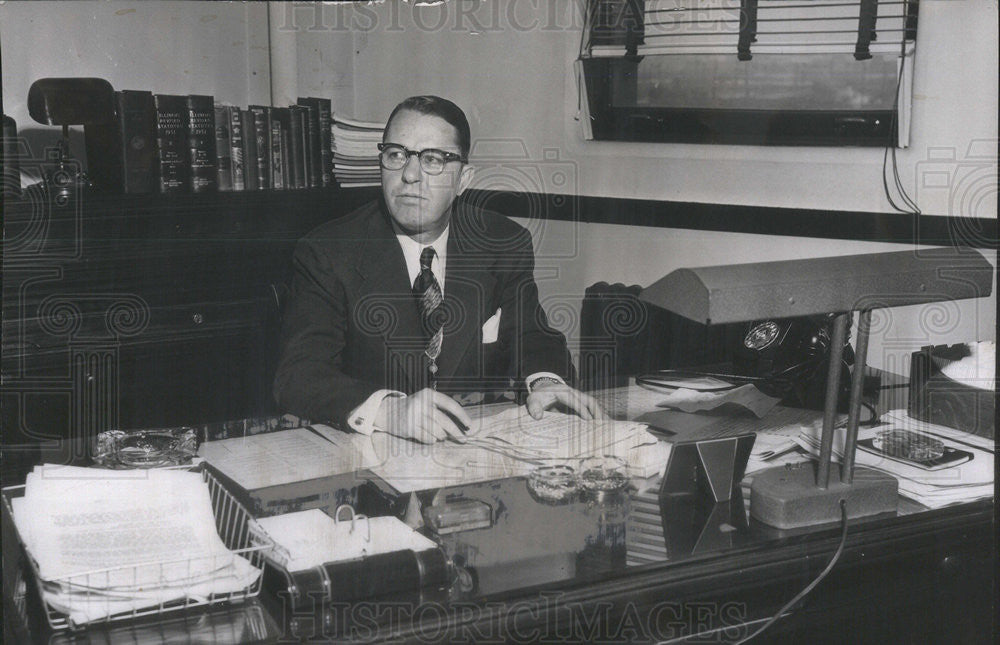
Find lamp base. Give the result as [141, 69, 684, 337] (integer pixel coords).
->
[750, 462, 897, 530]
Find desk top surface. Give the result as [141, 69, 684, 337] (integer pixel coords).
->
[3, 379, 993, 644]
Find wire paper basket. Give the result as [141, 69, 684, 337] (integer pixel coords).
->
[0, 465, 272, 632]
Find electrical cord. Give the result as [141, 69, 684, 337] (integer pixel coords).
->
[654, 499, 850, 645]
[578, 0, 592, 58]
[732, 500, 849, 643]
[882, 18, 921, 215]
[574, 1, 593, 124]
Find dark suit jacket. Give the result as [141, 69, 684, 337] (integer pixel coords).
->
[273, 198, 575, 426]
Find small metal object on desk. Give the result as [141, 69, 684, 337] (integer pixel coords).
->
[872, 429, 945, 461]
[93, 427, 198, 468]
[578, 456, 630, 502]
[527, 464, 579, 504]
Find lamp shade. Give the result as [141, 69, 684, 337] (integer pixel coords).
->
[27, 78, 117, 126]
[639, 247, 993, 324]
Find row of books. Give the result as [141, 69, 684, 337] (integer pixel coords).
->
[117, 91, 337, 194]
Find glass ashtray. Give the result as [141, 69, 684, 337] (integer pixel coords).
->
[578, 456, 630, 494]
[871, 429, 945, 462]
[527, 465, 578, 504]
[93, 427, 199, 469]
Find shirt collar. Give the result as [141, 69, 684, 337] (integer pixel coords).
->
[395, 225, 449, 288]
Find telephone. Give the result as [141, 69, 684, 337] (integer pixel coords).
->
[732, 314, 856, 410]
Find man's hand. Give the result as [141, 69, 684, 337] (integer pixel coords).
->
[374, 389, 473, 443]
[526, 382, 608, 421]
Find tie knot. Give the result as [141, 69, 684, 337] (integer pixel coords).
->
[419, 247, 436, 272]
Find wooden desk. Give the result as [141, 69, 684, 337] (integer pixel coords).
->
[3, 390, 995, 644]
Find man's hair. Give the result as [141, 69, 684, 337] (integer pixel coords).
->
[385, 95, 471, 160]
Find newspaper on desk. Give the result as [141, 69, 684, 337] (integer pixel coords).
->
[369, 406, 671, 493]
[9, 465, 261, 625]
[794, 410, 994, 509]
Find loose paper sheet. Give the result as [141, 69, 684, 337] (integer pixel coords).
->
[369, 407, 671, 493]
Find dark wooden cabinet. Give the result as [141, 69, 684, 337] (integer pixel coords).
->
[2, 185, 380, 481]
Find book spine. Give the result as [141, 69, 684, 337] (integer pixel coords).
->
[153, 94, 190, 193]
[270, 124, 284, 190]
[117, 90, 156, 194]
[187, 95, 217, 192]
[214, 105, 233, 192]
[288, 106, 306, 189]
[297, 98, 321, 188]
[270, 107, 290, 190]
[280, 128, 290, 189]
[297, 107, 310, 189]
[315, 98, 333, 188]
[248, 106, 271, 189]
[240, 109, 259, 190]
[229, 106, 246, 191]
[307, 100, 322, 188]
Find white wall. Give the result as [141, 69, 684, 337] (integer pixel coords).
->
[292, 0, 998, 219]
[1, 0, 271, 157]
[3, 0, 995, 375]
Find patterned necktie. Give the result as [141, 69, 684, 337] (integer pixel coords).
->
[413, 246, 444, 382]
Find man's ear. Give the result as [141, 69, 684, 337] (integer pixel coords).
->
[455, 164, 475, 195]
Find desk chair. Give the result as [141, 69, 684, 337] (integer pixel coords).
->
[579, 281, 743, 390]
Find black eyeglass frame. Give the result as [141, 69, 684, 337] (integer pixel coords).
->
[377, 142, 466, 174]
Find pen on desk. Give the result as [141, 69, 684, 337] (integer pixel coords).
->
[304, 424, 335, 444]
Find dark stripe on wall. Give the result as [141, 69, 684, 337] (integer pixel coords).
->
[462, 189, 998, 250]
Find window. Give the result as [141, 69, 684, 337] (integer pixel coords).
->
[578, 0, 919, 146]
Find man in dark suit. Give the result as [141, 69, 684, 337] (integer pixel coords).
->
[274, 96, 604, 443]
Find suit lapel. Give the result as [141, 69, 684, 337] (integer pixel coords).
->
[355, 203, 426, 391]
[435, 209, 494, 381]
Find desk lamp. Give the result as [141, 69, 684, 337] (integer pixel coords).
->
[27, 77, 120, 195]
[640, 247, 993, 529]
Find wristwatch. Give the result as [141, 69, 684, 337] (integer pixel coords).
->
[527, 376, 564, 392]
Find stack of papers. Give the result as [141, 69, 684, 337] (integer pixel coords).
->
[743, 410, 828, 478]
[197, 426, 379, 491]
[9, 465, 261, 625]
[332, 114, 385, 187]
[794, 411, 994, 508]
[370, 406, 672, 493]
[252, 509, 438, 572]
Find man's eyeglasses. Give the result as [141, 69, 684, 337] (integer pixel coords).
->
[377, 143, 465, 175]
